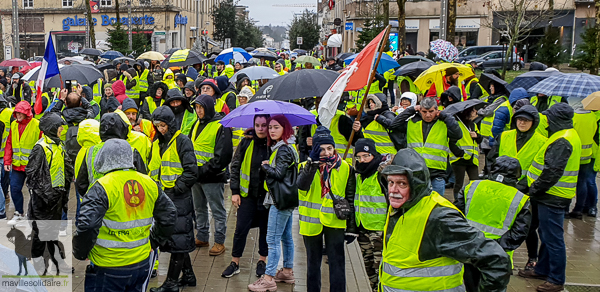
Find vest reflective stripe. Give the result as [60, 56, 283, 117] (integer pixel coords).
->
[364, 121, 395, 155]
[573, 112, 597, 164]
[221, 91, 239, 108]
[121, 75, 140, 100]
[450, 121, 479, 166]
[527, 129, 582, 199]
[232, 127, 244, 147]
[191, 120, 222, 168]
[89, 170, 157, 267]
[407, 120, 449, 170]
[239, 140, 253, 197]
[137, 70, 149, 92]
[0, 108, 14, 156]
[355, 173, 387, 231]
[37, 136, 66, 187]
[499, 130, 547, 180]
[145, 96, 164, 115]
[148, 131, 183, 188]
[93, 79, 103, 105]
[298, 161, 350, 236]
[11, 118, 40, 167]
[381, 192, 464, 291]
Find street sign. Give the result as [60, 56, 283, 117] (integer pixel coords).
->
[154, 31, 166, 35]
[297, 37, 303, 45]
[345, 22, 354, 31]
[333, 18, 342, 26]
[224, 38, 231, 49]
[4, 46, 11, 60]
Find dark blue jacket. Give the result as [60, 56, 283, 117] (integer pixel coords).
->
[490, 88, 529, 145]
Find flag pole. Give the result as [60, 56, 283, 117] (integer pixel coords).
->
[343, 24, 392, 161]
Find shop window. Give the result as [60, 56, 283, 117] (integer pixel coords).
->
[62, 0, 72, 7]
[453, 31, 478, 49]
[101, 0, 112, 6]
[140, 0, 150, 5]
[23, 0, 33, 8]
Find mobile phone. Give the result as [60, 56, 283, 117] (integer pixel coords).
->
[65, 80, 72, 93]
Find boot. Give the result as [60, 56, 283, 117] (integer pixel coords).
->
[149, 279, 179, 292]
[178, 268, 196, 287]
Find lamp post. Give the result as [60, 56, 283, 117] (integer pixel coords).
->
[127, 0, 132, 52]
[12, 0, 19, 59]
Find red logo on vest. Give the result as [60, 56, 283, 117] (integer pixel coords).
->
[124, 180, 146, 208]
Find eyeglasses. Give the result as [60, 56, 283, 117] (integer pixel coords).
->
[355, 153, 372, 162]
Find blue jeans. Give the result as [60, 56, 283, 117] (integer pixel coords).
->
[265, 206, 294, 277]
[536, 203, 566, 285]
[573, 161, 598, 213]
[85, 256, 151, 292]
[9, 169, 26, 214]
[431, 177, 446, 196]
[192, 182, 227, 244]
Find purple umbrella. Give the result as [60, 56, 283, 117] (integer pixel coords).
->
[220, 100, 316, 128]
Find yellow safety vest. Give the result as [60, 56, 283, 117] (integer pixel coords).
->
[406, 120, 449, 171]
[573, 112, 597, 164]
[137, 69, 150, 93]
[298, 160, 350, 236]
[34, 93, 51, 120]
[499, 129, 547, 180]
[239, 140, 254, 197]
[494, 100, 514, 132]
[145, 96, 164, 115]
[137, 119, 155, 141]
[380, 192, 464, 291]
[120, 75, 140, 101]
[527, 129, 582, 199]
[74, 119, 101, 180]
[36, 135, 66, 187]
[190, 120, 222, 168]
[0, 108, 14, 157]
[86, 142, 139, 188]
[355, 173, 387, 231]
[221, 91, 240, 108]
[11, 118, 40, 167]
[93, 79, 103, 105]
[450, 120, 479, 166]
[480, 96, 507, 137]
[363, 120, 395, 155]
[397, 76, 420, 95]
[88, 169, 157, 267]
[536, 113, 549, 138]
[231, 127, 244, 147]
[128, 131, 152, 166]
[530, 95, 562, 109]
[148, 131, 183, 188]
[180, 110, 197, 136]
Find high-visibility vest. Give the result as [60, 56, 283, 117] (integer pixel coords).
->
[530, 95, 562, 109]
[462, 180, 528, 264]
[363, 120, 395, 155]
[221, 91, 240, 108]
[298, 160, 350, 236]
[0, 108, 14, 157]
[93, 79, 103, 105]
[355, 173, 387, 231]
[34, 93, 51, 120]
[406, 120, 449, 171]
[480, 96, 507, 137]
[86, 142, 138, 188]
[536, 113, 549, 138]
[239, 140, 254, 197]
[231, 127, 244, 147]
[137, 69, 150, 93]
[215, 98, 227, 113]
[74, 120, 101, 180]
[137, 119, 156, 141]
[380, 192, 465, 292]
[450, 121, 479, 166]
[28, 81, 36, 100]
[573, 112, 597, 164]
[527, 129, 582, 199]
[263, 143, 298, 192]
[396, 76, 419, 95]
[499, 129, 547, 180]
[128, 131, 152, 166]
[310, 110, 353, 164]
[88, 169, 157, 267]
[11, 118, 40, 167]
[90, 100, 100, 121]
[148, 130, 183, 188]
[465, 78, 489, 101]
[180, 110, 197, 136]
[190, 120, 222, 168]
[120, 75, 140, 101]
[36, 135, 66, 188]
[145, 96, 164, 115]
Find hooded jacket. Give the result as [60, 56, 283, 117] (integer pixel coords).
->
[50, 95, 96, 162]
[111, 80, 128, 104]
[188, 94, 233, 183]
[183, 81, 197, 101]
[165, 88, 195, 132]
[81, 86, 100, 117]
[73, 139, 177, 261]
[7, 79, 32, 104]
[230, 129, 269, 200]
[490, 105, 540, 162]
[25, 113, 73, 220]
[162, 69, 178, 89]
[440, 86, 463, 108]
[4, 101, 42, 171]
[381, 149, 511, 291]
[133, 62, 154, 97]
[140, 81, 169, 120]
[152, 106, 198, 253]
[491, 87, 529, 144]
[528, 103, 576, 209]
[216, 76, 238, 111]
[359, 93, 402, 151]
[235, 73, 251, 92]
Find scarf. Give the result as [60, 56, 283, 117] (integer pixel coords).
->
[319, 154, 342, 198]
[356, 155, 382, 181]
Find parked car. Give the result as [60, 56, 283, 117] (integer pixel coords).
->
[456, 45, 504, 63]
[469, 51, 524, 71]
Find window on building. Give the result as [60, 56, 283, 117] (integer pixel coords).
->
[62, 0, 72, 7]
[100, 0, 112, 6]
[23, 0, 33, 8]
[140, 0, 150, 5]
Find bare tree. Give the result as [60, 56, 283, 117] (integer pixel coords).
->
[482, 0, 559, 78]
[594, 0, 600, 74]
[447, 0, 456, 43]
[383, 0, 390, 27]
[397, 0, 406, 52]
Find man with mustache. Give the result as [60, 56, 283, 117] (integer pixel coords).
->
[378, 148, 511, 292]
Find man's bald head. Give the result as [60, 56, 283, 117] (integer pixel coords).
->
[66, 92, 81, 108]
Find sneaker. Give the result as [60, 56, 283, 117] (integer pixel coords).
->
[255, 260, 266, 277]
[248, 276, 277, 292]
[536, 281, 564, 292]
[59, 230, 67, 237]
[209, 243, 225, 256]
[525, 258, 537, 271]
[568, 211, 583, 219]
[195, 239, 209, 247]
[273, 268, 295, 284]
[221, 261, 240, 278]
[518, 269, 547, 280]
[588, 208, 597, 217]
[7, 212, 24, 226]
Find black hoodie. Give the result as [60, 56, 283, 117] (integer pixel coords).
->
[359, 93, 402, 151]
[380, 149, 511, 291]
[140, 81, 169, 120]
[165, 88, 194, 132]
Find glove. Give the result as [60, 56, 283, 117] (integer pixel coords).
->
[123, 71, 133, 81]
[309, 142, 321, 162]
[345, 233, 358, 244]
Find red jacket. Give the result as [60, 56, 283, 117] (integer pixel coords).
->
[112, 80, 128, 104]
[4, 101, 42, 171]
[426, 78, 467, 101]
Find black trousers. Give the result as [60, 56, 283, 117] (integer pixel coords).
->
[451, 163, 480, 200]
[166, 253, 192, 281]
[525, 200, 540, 259]
[231, 195, 269, 258]
[463, 263, 480, 292]
[303, 226, 346, 292]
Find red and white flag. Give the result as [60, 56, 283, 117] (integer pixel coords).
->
[34, 36, 60, 115]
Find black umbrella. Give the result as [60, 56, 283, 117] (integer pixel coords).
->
[113, 56, 136, 65]
[394, 61, 433, 80]
[164, 48, 182, 55]
[80, 48, 103, 56]
[203, 55, 217, 65]
[250, 69, 340, 102]
[160, 50, 208, 67]
[479, 73, 510, 95]
[507, 70, 563, 91]
[444, 99, 487, 116]
[245, 47, 255, 52]
[397, 55, 435, 66]
[251, 51, 278, 61]
[29, 64, 103, 88]
[335, 52, 353, 61]
[96, 63, 115, 71]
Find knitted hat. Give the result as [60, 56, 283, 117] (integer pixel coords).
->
[104, 82, 113, 90]
[312, 126, 335, 147]
[445, 67, 459, 76]
[354, 138, 380, 157]
[176, 74, 188, 84]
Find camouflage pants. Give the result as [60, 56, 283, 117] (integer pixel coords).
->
[357, 227, 383, 292]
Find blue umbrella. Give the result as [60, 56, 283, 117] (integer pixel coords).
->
[528, 73, 600, 98]
[345, 53, 400, 74]
[100, 50, 124, 60]
[220, 100, 317, 128]
[215, 47, 252, 64]
[508, 70, 564, 91]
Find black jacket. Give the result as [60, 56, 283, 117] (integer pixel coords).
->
[262, 141, 299, 210]
[528, 103, 575, 209]
[297, 157, 357, 234]
[53, 102, 95, 165]
[26, 113, 73, 220]
[230, 129, 269, 200]
[6, 80, 32, 104]
[383, 149, 511, 291]
[389, 107, 463, 178]
[360, 93, 402, 151]
[140, 82, 168, 120]
[100, 95, 120, 117]
[152, 106, 198, 253]
[449, 115, 483, 166]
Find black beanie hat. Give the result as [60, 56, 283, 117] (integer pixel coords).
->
[312, 126, 335, 147]
[176, 74, 188, 84]
[354, 138, 380, 157]
[445, 66, 459, 76]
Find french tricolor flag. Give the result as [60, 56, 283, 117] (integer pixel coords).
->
[34, 36, 60, 115]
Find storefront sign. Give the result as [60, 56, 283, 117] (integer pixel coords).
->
[345, 22, 353, 31]
[62, 15, 155, 31]
[174, 14, 188, 28]
[429, 18, 481, 30]
[405, 19, 419, 30]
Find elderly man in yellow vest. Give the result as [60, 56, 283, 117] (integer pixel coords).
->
[378, 148, 511, 292]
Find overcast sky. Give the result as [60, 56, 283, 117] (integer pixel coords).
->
[237, 0, 316, 26]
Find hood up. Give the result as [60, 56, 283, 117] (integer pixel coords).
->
[39, 112, 67, 144]
[508, 87, 529, 105]
[381, 148, 432, 211]
[122, 98, 139, 112]
[14, 101, 33, 121]
[94, 138, 135, 174]
[148, 82, 169, 100]
[152, 106, 178, 142]
[543, 102, 574, 136]
[490, 156, 521, 187]
[77, 119, 101, 147]
[165, 88, 193, 114]
[62, 106, 89, 125]
[184, 81, 197, 95]
[99, 112, 130, 141]
[192, 94, 216, 123]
